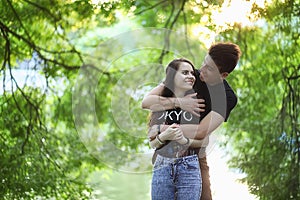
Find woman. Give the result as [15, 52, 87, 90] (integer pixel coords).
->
[148, 58, 203, 200]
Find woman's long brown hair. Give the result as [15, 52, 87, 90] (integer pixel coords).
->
[148, 58, 196, 127]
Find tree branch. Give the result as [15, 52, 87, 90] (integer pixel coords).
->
[134, 0, 169, 15]
[158, 0, 187, 63]
[6, 0, 33, 42]
[182, 2, 195, 62]
[20, 0, 61, 22]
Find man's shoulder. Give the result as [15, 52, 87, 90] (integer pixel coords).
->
[223, 80, 236, 97]
[223, 79, 233, 90]
[223, 79, 238, 112]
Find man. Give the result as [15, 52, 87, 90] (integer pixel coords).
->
[142, 42, 241, 200]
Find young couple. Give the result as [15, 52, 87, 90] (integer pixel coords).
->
[142, 42, 241, 200]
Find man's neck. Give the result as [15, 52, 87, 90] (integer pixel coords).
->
[207, 79, 224, 86]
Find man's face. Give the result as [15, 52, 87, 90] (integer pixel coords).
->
[199, 55, 227, 85]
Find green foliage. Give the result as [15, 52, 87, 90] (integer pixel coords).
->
[0, 88, 92, 199]
[88, 169, 151, 199]
[1, 0, 299, 199]
[218, 1, 300, 199]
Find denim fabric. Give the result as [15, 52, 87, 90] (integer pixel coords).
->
[151, 154, 202, 200]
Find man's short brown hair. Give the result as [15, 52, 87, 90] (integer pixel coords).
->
[208, 42, 241, 73]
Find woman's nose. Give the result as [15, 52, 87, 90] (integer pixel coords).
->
[188, 73, 195, 80]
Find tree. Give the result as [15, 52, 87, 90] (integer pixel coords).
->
[219, 1, 299, 199]
[1, 0, 299, 199]
[0, 0, 123, 198]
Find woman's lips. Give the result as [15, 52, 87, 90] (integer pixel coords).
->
[185, 80, 194, 85]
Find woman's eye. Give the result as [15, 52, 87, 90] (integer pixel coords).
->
[182, 71, 188, 75]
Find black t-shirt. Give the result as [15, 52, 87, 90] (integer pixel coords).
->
[193, 70, 237, 122]
[152, 108, 200, 158]
[152, 107, 200, 125]
[152, 72, 237, 158]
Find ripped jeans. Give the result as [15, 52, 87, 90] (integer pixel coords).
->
[151, 154, 202, 200]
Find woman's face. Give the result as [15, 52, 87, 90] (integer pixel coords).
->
[174, 62, 196, 92]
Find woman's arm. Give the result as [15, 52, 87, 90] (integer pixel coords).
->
[149, 135, 165, 149]
[149, 131, 208, 149]
[148, 124, 209, 149]
[149, 124, 190, 149]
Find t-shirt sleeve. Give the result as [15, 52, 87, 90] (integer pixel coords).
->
[208, 80, 238, 122]
[224, 81, 238, 122]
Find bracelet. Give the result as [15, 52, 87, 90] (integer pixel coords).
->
[156, 135, 165, 145]
[183, 137, 190, 145]
[157, 124, 161, 135]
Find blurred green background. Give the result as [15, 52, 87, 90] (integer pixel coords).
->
[0, 0, 299, 199]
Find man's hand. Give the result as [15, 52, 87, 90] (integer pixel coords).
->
[177, 93, 205, 117]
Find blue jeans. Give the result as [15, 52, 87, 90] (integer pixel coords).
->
[151, 154, 202, 200]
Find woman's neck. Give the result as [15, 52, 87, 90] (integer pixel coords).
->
[174, 89, 186, 98]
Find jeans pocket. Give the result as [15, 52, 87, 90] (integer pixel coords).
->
[153, 156, 164, 170]
[184, 158, 200, 170]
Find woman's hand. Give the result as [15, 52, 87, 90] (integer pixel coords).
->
[159, 123, 184, 142]
[176, 135, 189, 145]
[161, 123, 189, 145]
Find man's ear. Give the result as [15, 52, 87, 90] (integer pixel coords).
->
[221, 72, 228, 79]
